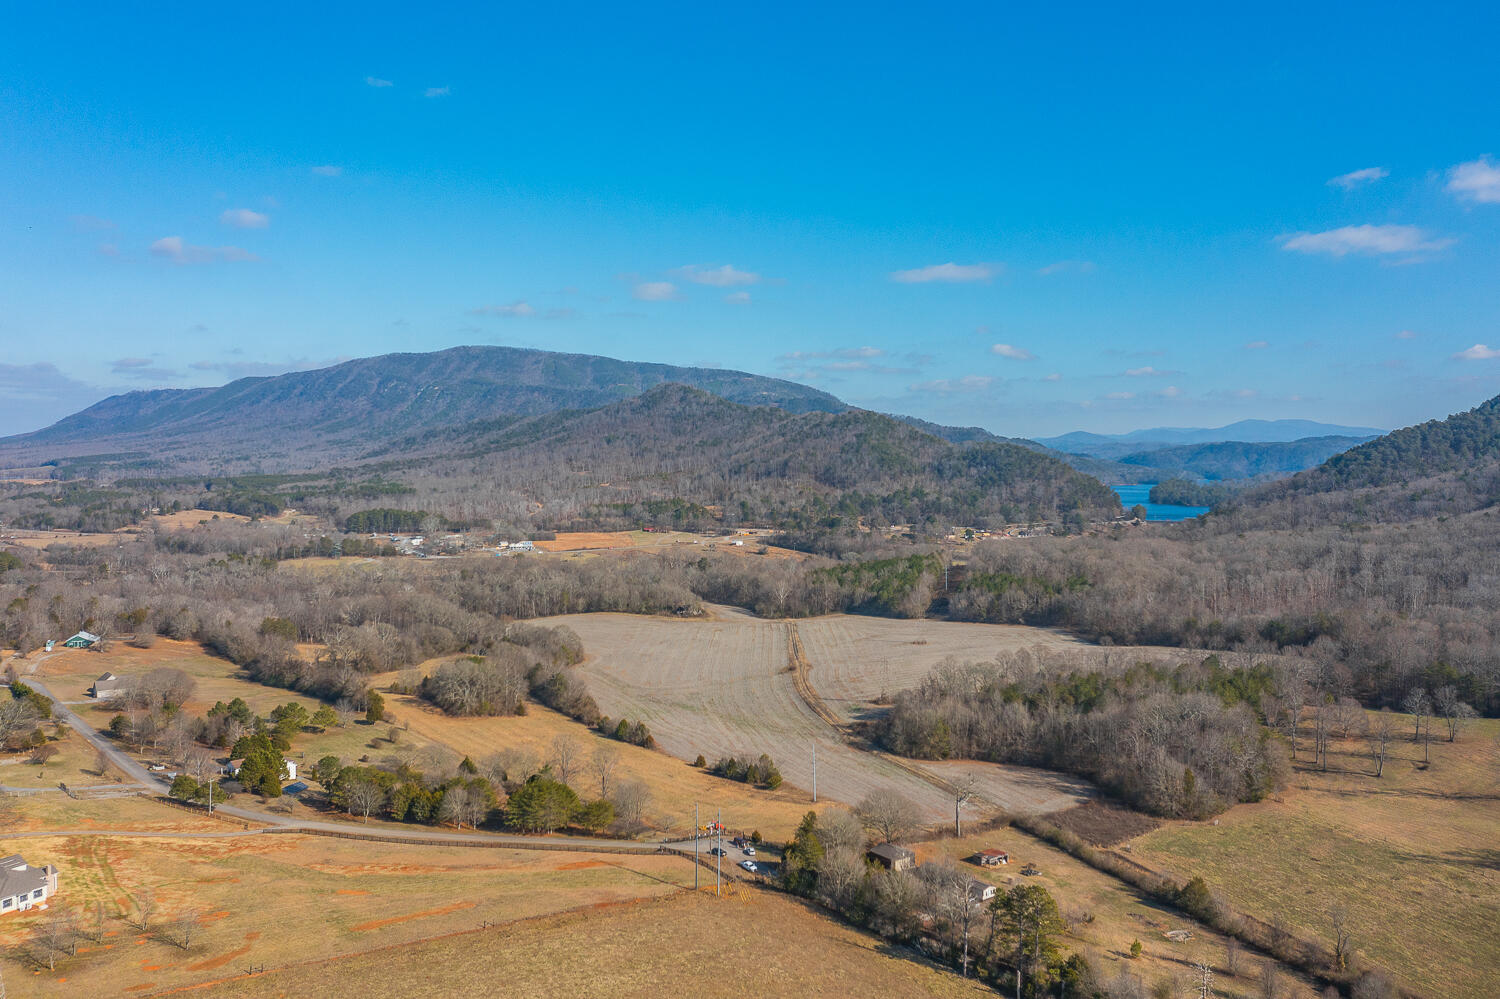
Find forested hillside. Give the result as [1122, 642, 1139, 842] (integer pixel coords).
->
[0, 345, 847, 471]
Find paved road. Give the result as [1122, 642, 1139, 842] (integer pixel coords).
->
[25, 678, 684, 855]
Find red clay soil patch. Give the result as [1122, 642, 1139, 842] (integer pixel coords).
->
[533, 531, 636, 552]
[351, 900, 476, 932]
[201, 910, 231, 922]
[188, 943, 251, 972]
[1049, 800, 1161, 846]
[125, 984, 158, 992]
[244, 932, 260, 941]
[336, 889, 370, 895]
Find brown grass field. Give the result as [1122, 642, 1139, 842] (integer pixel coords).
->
[1129, 714, 1500, 998]
[542, 607, 1108, 821]
[0, 830, 696, 998]
[190, 889, 994, 999]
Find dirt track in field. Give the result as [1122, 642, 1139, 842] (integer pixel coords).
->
[538, 606, 1103, 822]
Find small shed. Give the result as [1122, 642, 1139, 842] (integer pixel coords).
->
[867, 843, 917, 872]
[63, 631, 100, 649]
[973, 848, 1009, 867]
[967, 877, 997, 902]
[90, 672, 126, 699]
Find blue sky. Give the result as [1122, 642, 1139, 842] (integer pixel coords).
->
[2, 3, 1499, 438]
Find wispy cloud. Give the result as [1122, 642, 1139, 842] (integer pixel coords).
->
[149, 236, 258, 264]
[365, 76, 393, 88]
[1125, 365, 1177, 377]
[1037, 259, 1095, 276]
[1327, 167, 1388, 190]
[424, 86, 450, 98]
[1446, 156, 1500, 204]
[1453, 343, 1500, 360]
[311, 165, 343, 177]
[219, 208, 269, 229]
[1244, 340, 1269, 350]
[111, 357, 181, 380]
[1279, 224, 1453, 258]
[724, 291, 751, 305]
[1395, 329, 1418, 340]
[633, 281, 679, 301]
[780, 347, 885, 362]
[470, 301, 535, 318]
[69, 214, 115, 232]
[1103, 391, 1135, 401]
[1158, 385, 1183, 398]
[1043, 373, 1061, 382]
[909, 375, 994, 394]
[990, 343, 1035, 361]
[673, 264, 761, 287]
[889, 262, 997, 284]
[0, 362, 109, 436]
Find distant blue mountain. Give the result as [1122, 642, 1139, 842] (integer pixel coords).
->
[1039, 419, 1385, 456]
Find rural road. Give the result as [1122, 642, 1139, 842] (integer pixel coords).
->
[24, 678, 707, 856]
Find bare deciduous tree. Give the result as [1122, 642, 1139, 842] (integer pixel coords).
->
[1330, 902, 1353, 971]
[170, 910, 201, 950]
[1367, 711, 1395, 777]
[588, 744, 620, 799]
[131, 886, 156, 931]
[609, 779, 650, 834]
[856, 788, 921, 844]
[550, 734, 581, 786]
[344, 777, 384, 822]
[1433, 685, 1477, 742]
[1257, 961, 1280, 999]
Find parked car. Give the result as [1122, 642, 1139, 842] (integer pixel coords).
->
[731, 836, 748, 848]
[148, 764, 166, 772]
[742, 845, 756, 856]
[165, 772, 178, 779]
[708, 847, 727, 857]
[739, 860, 758, 873]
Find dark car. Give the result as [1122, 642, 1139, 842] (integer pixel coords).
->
[708, 847, 727, 857]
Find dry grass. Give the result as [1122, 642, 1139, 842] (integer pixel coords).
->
[190, 889, 994, 999]
[1130, 714, 1500, 998]
[914, 828, 1319, 998]
[540, 607, 1093, 822]
[0, 831, 695, 998]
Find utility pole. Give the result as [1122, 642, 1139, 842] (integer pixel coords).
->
[693, 802, 699, 893]
[716, 806, 722, 896]
[206, 776, 218, 814]
[811, 742, 817, 803]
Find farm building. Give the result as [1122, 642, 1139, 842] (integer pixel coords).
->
[62, 630, 100, 649]
[226, 758, 297, 782]
[966, 878, 997, 902]
[0, 855, 58, 915]
[867, 843, 917, 871]
[90, 672, 127, 699]
[972, 848, 1009, 867]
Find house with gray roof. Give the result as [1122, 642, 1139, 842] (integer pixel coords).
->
[0, 855, 58, 915]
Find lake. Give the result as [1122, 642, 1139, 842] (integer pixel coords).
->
[1111, 484, 1211, 522]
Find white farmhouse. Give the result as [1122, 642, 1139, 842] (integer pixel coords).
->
[0, 855, 58, 915]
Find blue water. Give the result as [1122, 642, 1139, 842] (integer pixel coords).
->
[1111, 484, 1211, 522]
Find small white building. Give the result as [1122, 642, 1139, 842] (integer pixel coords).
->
[226, 758, 296, 781]
[0, 855, 58, 915]
[91, 672, 127, 699]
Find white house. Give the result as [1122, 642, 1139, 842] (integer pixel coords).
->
[0, 855, 58, 915]
[226, 758, 296, 782]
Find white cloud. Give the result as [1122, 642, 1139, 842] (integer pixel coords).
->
[1125, 366, 1171, 376]
[910, 375, 994, 394]
[0, 362, 110, 436]
[1453, 343, 1500, 360]
[1395, 329, 1418, 340]
[1158, 385, 1183, 398]
[470, 301, 535, 317]
[1279, 224, 1453, 257]
[889, 262, 997, 283]
[1037, 259, 1096, 276]
[1446, 156, 1500, 203]
[633, 281, 679, 301]
[724, 291, 751, 305]
[149, 236, 258, 264]
[1043, 373, 1061, 382]
[1103, 391, 1135, 401]
[365, 76, 393, 87]
[1233, 388, 1258, 399]
[674, 264, 761, 287]
[780, 347, 884, 361]
[424, 86, 450, 98]
[111, 357, 180, 380]
[311, 165, 343, 177]
[219, 208, 269, 229]
[1327, 167, 1388, 190]
[990, 343, 1036, 361]
[1245, 340, 1269, 350]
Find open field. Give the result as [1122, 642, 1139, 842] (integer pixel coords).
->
[540, 607, 1096, 822]
[198, 888, 993, 999]
[913, 829, 1318, 998]
[0, 829, 696, 998]
[1130, 715, 1500, 998]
